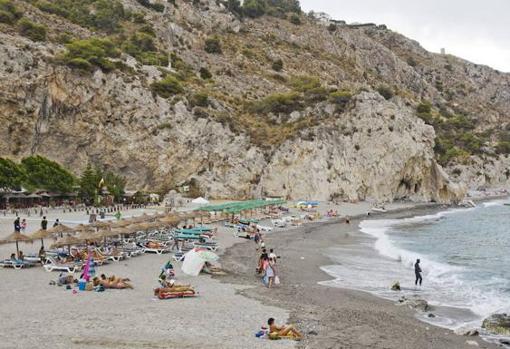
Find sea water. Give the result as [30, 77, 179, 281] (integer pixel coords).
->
[320, 200, 510, 340]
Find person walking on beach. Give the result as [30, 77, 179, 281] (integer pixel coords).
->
[41, 216, 48, 230]
[20, 218, 27, 233]
[415, 259, 423, 286]
[14, 217, 21, 232]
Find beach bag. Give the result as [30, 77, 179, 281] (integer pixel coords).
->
[274, 276, 280, 285]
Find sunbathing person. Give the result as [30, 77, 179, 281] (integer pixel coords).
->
[268, 318, 303, 340]
[201, 262, 226, 275]
[145, 241, 164, 249]
[154, 278, 196, 299]
[96, 274, 133, 289]
[156, 278, 194, 293]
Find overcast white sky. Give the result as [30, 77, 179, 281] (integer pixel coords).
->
[300, 0, 510, 72]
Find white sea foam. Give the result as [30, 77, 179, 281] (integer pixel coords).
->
[321, 204, 510, 333]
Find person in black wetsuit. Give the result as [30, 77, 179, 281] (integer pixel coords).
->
[415, 259, 423, 286]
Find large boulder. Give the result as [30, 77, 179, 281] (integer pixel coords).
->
[482, 313, 510, 336]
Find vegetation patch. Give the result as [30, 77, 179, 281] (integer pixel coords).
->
[18, 18, 47, 41]
[150, 74, 184, 98]
[204, 36, 222, 54]
[136, 0, 165, 12]
[61, 37, 121, 72]
[0, 0, 22, 24]
[416, 102, 488, 165]
[247, 92, 302, 114]
[377, 85, 394, 100]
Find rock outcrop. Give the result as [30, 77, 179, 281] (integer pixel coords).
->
[482, 313, 510, 336]
[0, 0, 508, 201]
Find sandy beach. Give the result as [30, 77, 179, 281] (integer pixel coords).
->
[0, 207, 293, 349]
[0, 201, 501, 349]
[220, 205, 500, 349]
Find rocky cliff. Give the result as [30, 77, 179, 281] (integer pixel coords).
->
[1, 0, 509, 202]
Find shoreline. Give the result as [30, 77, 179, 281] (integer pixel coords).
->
[219, 202, 501, 349]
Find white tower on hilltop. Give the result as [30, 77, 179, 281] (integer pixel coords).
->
[441, 48, 446, 55]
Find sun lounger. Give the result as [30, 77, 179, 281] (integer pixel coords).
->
[0, 259, 37, 270]
[192, 241, 218, 251]
[143, 245, 170, 254]
[43, 257, 80, 273]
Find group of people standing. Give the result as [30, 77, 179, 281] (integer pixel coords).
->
[13, 215, 59, 233]
[255, 234, 279, 288]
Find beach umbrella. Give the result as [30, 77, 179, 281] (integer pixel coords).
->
[181, 249, 219, 276]
[1, 232, 32, 256]
[110, 220, 131, 228]
[30, 229, 53, 248]
[196, 249, 219, 262]
[158, 216, 181, 226]
[51, 235, 83, 251]
[74, 224, 95, 233]
[91, 221, 110, 229]
[47, 224, 75, 235]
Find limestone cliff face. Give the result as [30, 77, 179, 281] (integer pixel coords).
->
[0, 0, 508, 202]
[256, 93, 464, 202]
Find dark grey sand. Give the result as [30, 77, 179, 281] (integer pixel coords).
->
[220, 211, 499, 349]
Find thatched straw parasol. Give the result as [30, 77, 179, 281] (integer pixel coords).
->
[74, 224, 95, 233]
[1, 232, 32, 255]
[47, 224, 75, 235]
[90, 221, 111, 229]
[30, 229, 53, 248]
[51, 235, 83, 249]
[110, 220, 131, 228]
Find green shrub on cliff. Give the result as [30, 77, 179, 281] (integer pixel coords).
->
[204, 36, 222, 54]
[136, 0, 165, 12]
[35, 0, 127, 33]
[289, 13, 301, 25]
[0, 0, 22, 24]
[248, 92, 302, 114]
[377, 85, 394, 100]
[18, 18, 47, 41]
[242, 0, 266, 18]
[121, 32, 168, 66]
[190, 92, 209, 108]
[290, 75, 321, 92]
[271, 58, 283, 72]
[150, 75, 183, 98]
[329, 90, 352, 110]
[62, 37, 120, 71]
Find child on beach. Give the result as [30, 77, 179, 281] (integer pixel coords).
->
[20, 219, 27, 232]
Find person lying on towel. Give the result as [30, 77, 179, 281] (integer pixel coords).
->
[268, 318, 303, 340]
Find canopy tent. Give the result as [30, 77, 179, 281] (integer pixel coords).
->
[191, 197, 209, 205]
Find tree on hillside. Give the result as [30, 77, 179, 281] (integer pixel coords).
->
[78, 163, 99, 204]
[0, 158, 25, 190]
[242, 0, 266, 18]
[21, 155, 75, 193]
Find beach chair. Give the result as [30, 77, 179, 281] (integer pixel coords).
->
[142, 242, 171, 254]
[0, 259, 36, 270]
[43, 257, 80, 273]
[192, 242, 218, 251]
